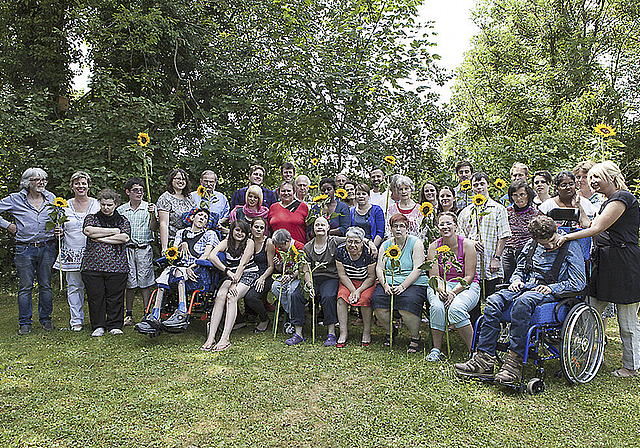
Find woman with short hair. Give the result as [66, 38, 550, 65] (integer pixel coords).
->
[81, 189, 131, 337]
[309, 178, 351, 237]
[437, 186, 458, 215]
[350, 183, 385, 247]
[503, 180, 539, 282]
[532, 170, 552, 206]
[539, 171, 595, 227]
[386, 175, 423, 238]
[268, 181, 309, 243]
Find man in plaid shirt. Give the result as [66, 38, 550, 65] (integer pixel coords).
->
[458, 172, 511, 298]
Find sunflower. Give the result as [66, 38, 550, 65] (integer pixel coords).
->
[309, 184, 318, 190]
[472, 194, 487, 206]
[197, 185, 207, 197]
[385, 245, 401, 260]
[436, 245, 451, 253]
[313, 194, 329, 202]
[494, 178, 506, 190]
[460, 180, 472, 191]
[165, 246, 179, 261]
[419, 201, 434, 217]
[311, 158, 319, 166]
[53, 197, 68, 208]
[384, 155, 396, 165]
[137, 132, 150, 147]
[594, 123, 616, 137]
[335, 188, 348, 200]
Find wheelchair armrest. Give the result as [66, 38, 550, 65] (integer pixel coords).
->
[195, 259, 214, 268]
[552, 295, 580, 322]
[154, 256, 169, 268]
[495, 283, 510, 291]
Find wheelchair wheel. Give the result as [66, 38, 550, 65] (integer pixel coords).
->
[560, 303, 604, 384]
[527, 378, 545, 395]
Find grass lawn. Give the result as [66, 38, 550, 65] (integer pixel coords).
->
[1, 284, 639, 448]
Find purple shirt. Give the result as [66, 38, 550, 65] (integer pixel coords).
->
[0, 189, 55, 243]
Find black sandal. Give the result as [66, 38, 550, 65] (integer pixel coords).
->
[407, 337, 421, 354]
[383, 327, 399, 347]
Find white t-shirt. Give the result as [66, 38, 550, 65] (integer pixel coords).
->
[538, 197, 596, 220]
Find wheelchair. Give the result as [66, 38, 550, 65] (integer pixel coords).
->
[138, 257, 221, 336]
[470, 220, 605, 394]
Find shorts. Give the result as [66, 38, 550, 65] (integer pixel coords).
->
[337, 279, 375, 307]
[125, 245, 155, 289]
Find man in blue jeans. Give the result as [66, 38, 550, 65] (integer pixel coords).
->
[0, 168, 57, 335]
[454, 215, 586, 386]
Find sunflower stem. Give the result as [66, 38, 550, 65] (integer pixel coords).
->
[273, 286, 283, 340]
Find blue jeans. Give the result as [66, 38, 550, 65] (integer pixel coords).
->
[14, 242, 57, 326]
[290, 276, 339, 327]
[476, 283, 553, 358]
[271, 278, 302, 316]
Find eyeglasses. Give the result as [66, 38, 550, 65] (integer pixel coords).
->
[533, 179, 548, 185]
[558, 182, 575, 189]
[130, 188, 144, 194]
[30, 178, 46, 183]
[391, 224, 407, 229]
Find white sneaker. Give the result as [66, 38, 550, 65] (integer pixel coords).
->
[71, 325, 83, 332]
[109, 328, 124, 335]
[123, 316, 134, 326]
[91, 327, 105, 337]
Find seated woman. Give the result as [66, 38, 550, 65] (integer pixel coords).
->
[287, 217, 345, 346]
[539, 171, 595, 227]
[503, 180, 539, 282]
[135, 208, 218, 334]
[81, 189, 131, 337]
[371, 213, 427, 353]
[350, 183, 385, 247]
[229, 185, 269, 227]
[243, 217, 276, 333]
[335, 227, 377, 347]
[309, 178, 351, 237]
[268, 181, 309, 244]
[425, 212, 480, 361]
[386, 175, 423, 238]
[437, 186, 458, 215]
[202, 220, 258, 351]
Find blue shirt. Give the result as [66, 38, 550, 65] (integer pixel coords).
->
[311, 200, 351, 236]
[0, 189, 55, 243]
[511, 238, 586, 295]
[190, 191, 230, 219]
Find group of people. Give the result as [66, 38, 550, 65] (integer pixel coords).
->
[1, 157, 639, 383]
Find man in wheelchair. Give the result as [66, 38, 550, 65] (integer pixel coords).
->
[454, 215, 586, 386]
[135, 208, 219, 335]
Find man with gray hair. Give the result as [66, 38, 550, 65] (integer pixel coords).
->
[294, 174, 311, 203]
[190, 170, 230, 226]
[0, 168, 57, 335]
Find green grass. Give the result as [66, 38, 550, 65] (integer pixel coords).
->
[1, 285, 639, 448]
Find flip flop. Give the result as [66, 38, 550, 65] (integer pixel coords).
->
[200, 345, 212, 351]
[213, 342, 232, 352]
[612, 368, 638, 378]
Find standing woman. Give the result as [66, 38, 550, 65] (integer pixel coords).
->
[539, 171, 595, 227]
[503, 180, 539, 282]
[419, 180, 439, 206]
[157, 169, 195, 252]
[437, 186, 458, 215]
[81, 189, 131, 336]
[268, 181, 309, 244]
[243, 217, 276, 333]
[343, 181, 357, 208]
[351, 183, 385, 247]
[229, 185, 269, 227]
[425, 212, 479, 361]
[310, 178, 351, 237]
[203, 220, 257, 351]
[58, 171, 100, 331]
[386, 175, 423, 238]
[556, 161, 640, 378]
[532, 170, 552, 207]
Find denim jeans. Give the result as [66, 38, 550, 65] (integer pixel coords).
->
[290, 276, 339, 327]
[427, 281, 480, 331]
[271, 278, 301, 316]
[14, 242, 57, 326]
[477, 283, 553, 358]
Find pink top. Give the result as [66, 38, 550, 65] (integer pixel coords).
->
[436, 235, 478, 283]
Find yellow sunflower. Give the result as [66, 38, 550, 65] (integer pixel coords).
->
[460, 180, 472, 191]
[165, 246, 179, 261]
[311, 158, 319, 166]
[385, 245, 401, 260]
[494, 178, 506, 190]
[53, 197, 68, 208]
[419, 201, 434, 217]
[137, 132, 150, 147]
[436, 245, 451, 253]
[594, 123, 616, 137]
[309, 184, 318, 190]
[313, 194, 329, 202]
[384, 155, 396, 165]
[197, 185, 206, 197]
[472, 194, 487, 206]
[335, 188, 348, 200]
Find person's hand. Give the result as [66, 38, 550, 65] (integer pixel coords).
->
[391, 284, 405, 295]
[348, 290, 360, 304]
[178, 242, 189, 259]
[230, 271, 241, 283]
[7, 223, 17, 235]
[475, 240, 484, 253]
[489, 257, 500, 273]
[368, 241, 378, 258]
[186, 265, 199, 282]
[147, 203, 156, 214]
[444, 292, 455, 308]
[382, 283, 393, 295]
[281, 274, 292, 285]
[508, 279, 525, 292]
[54, 226, 64, 237]
[228, 284, 238, 297]
[532, 284, 552, 295]
[254, 276, 265, 293]
[553, 235, 567, 249]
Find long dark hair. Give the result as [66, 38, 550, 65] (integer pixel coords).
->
[227, 219, 250, 258]
[164, 168, 191, 195]
[419, 180, 439, 205]
[437, 185, 458, 214]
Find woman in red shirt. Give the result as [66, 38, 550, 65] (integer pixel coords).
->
[268, 181, 309, 243]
